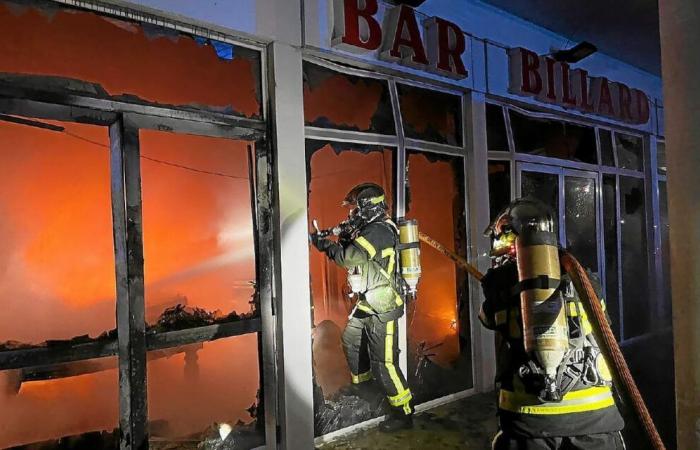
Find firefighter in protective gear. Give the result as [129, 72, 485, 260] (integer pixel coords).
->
[310, 183, 414, 432]
[480, 198, 625, 450]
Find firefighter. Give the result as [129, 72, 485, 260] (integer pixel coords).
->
[310, 182, 414, 432]
[480, 197, 625, 450]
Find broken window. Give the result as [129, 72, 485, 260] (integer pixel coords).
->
[602, 175, 621, 339]
[486, 103, 509, 152]
[397, 84, 463, 146]
[521, 170, 560, 235]
[147, 335, 264, 448]
[620, 176, 650, 338]
[139, 131, 257, 325]
[564, 176, 598, 274]
[306, 140, 395, 436]
[599, 129, 616, 166]
[615, 133, 644, 171]
[303, 62, 395, 134]
[488, 161, 511, 222]
[0, 0, 262, 118]
[405, 151, 472, 403]
[0, 356, 118, 448]
[0, 119, 115, 344]
[510, 110, 597, 164]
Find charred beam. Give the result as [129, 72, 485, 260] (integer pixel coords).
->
[0, 318, 262, 371]
[0, 73, 266, 135]
[111, 115, 148, 450]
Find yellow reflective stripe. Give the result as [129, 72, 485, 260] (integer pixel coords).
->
[351, 371, 373, 384]
[382, 248, 395, 275]
[499, 386, 615, 415]
[385, 320, 411, 406]
[388, 389, 413, 407]
[495, 310, 507, 326]
[370, 194, 385, 205]
[394, 293, 403, 307]
[356, 303, 375, 313]
[355, 236, 377, 258]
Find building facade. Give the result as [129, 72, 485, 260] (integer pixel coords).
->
[0, 0, 669, 449]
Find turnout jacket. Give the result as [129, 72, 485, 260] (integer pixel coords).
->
[479, 261, 624, 438]
[321, 219, 404, 320]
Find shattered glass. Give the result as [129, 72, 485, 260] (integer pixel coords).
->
[564, 176, 598, 273]
[303, 62, 395, 134]
[0, 119, 115, 344]
[0, 357, 118, 448]
[510, 110, 597, 164]
[306, 141, 395, 435]
[619, 176, 650, 338]
[405, 151, 472, 403]
[486, 104, 509, 152]
[397, 84, 463, 146]
[147, 335, 264, 448]
[602, 175, 622, 339]
[615, 133, 644, 171]
[599, 129, 616, 166]
[488, 161, 511, 222]
[139, 131, 258, 326]
[0, 0, 262, 118]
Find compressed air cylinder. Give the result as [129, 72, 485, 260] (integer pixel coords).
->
[398, 219, 421, 295]
[516, 229, 568, 378]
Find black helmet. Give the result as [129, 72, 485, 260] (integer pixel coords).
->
[343, 183, 388, 224]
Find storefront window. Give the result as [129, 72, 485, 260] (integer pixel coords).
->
[397, 84, 462, 146]
[615, 133, 644, 171]
[599, 129, 616, 167]
[488, 161, 511, 221]
[510, 110, 597, 164]
[620, 176, 650, 338]
[303, 62, 395, 134]
[602, 175, 621, 339]
[405, 151, 472, 403]
[520, 170, 560, 235]
[0, 0, 262, 118]
[564, 176, 598, 273]
[147, 335, 264, 447]
[486, 104, 509, 152]
[0, 119, 114, 344]
[306, 140, 395, 436]
[140, 131, 258, 325]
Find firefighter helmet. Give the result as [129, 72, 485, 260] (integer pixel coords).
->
[343, 183, 388, 224]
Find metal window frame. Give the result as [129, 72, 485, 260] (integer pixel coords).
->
[302, 54, 484, 443]
[484, 98, 658, 344]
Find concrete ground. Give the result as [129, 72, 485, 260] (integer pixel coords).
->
[316, 392, 499, 450]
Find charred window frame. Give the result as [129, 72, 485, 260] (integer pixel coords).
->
[485, 99, 657, 342]
[0, 5, 277, 449]
[303, 56, 474, 441]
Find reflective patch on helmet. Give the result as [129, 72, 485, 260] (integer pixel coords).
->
[369, 195, 385, 205]
[595, 353, 613, 382]
[491, 231, 516, 256]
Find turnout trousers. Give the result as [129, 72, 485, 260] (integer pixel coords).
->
[492, 430, 626, 450]
[341, 312, 412, 413]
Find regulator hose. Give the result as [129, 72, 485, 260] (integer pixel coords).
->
[418, 233, 665, 449]
[560, 250, 665, 450]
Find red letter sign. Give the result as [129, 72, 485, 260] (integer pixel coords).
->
[333, 0, 382, 51]
[382, 5, 429, 65]
[508, 47, 542, 96]
[424, 17, 468, 79]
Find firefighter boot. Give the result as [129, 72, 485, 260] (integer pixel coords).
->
[378, 402, 414, 433]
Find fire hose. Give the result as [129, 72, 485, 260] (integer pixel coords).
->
[418, 232, 665, 450]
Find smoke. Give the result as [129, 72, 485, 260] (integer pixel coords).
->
[0, 121, 261, 446]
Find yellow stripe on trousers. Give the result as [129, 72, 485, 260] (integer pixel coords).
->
[385, 320, 411, 406]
